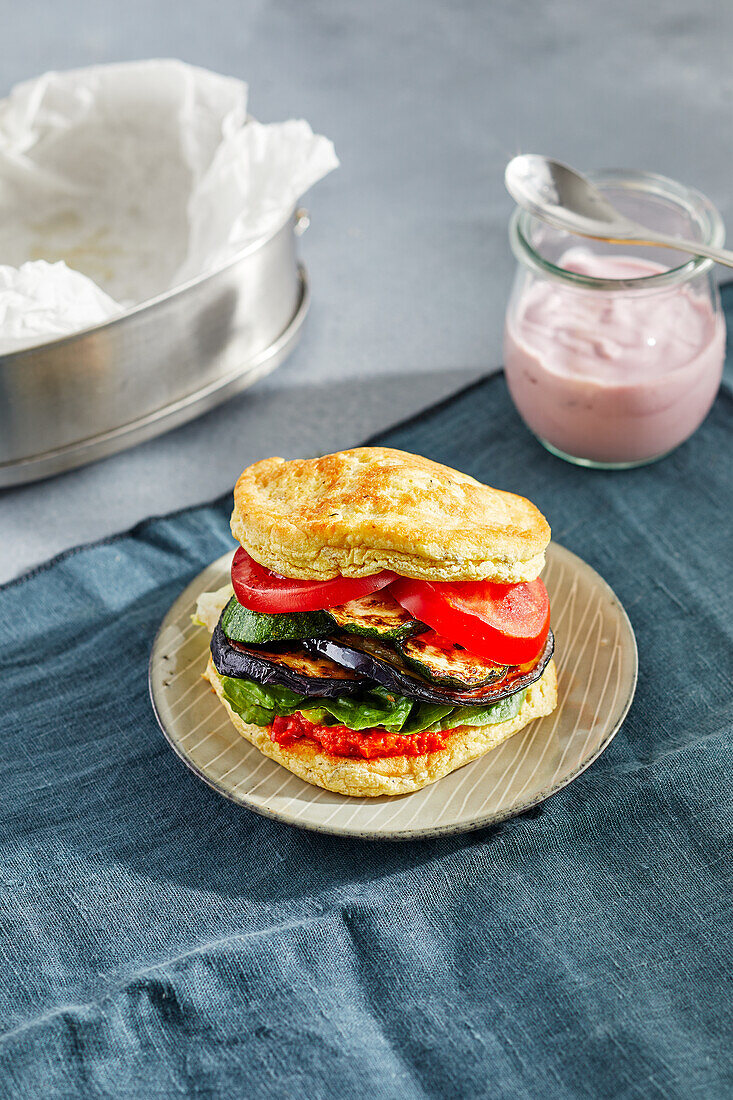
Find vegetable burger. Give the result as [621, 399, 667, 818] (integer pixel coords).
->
[196, 447, 557, 797]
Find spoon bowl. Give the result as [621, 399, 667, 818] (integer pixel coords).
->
[505, 154, 733, 267]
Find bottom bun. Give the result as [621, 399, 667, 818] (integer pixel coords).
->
[204, 656, 557, 797]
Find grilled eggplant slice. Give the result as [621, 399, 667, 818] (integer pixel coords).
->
[326, 592, 424, 643]
[211, 623, 367, 698]
[397, 630, 508, 690]
[307, 631, 554, 706]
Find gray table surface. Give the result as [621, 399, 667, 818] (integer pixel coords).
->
[2, 0, 731, 582]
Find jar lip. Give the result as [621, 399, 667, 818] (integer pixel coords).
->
[509, 168, 726, 291]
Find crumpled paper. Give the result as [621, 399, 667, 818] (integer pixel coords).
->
[0, 60, 338, 353]
[0, 262, 122, 352]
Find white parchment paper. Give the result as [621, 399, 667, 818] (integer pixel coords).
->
[0, 60, 338, 353]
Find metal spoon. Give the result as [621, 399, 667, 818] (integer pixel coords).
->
[505, 154, 733, 268]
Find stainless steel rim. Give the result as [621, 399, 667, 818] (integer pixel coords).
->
[0, 267, 310, 488]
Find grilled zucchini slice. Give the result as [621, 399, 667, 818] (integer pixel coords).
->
[221, 597, 332, 645]
[326, 592, 424, 643]
[397, 630, 508, 690]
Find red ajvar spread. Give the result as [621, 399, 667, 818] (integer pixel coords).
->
[270, 713, 448, 759]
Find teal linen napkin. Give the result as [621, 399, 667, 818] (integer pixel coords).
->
[0, 291, 731, 1099]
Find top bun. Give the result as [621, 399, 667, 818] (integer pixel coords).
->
[231, 447, 550, 583]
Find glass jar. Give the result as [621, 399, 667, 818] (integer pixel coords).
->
[504, 170, 726, 468]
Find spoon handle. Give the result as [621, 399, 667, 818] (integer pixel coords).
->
[624, 231, 733, 270]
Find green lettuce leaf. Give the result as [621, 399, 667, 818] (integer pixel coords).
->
[399, 702, 457, 734]
[301, 686, 414, 732]
[430, 689, 527, 731]
[220, 677, 413, 732]
[219, 674, 528, 737]
[220, 676, 304, 724]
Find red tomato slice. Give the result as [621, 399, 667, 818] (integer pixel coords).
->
[390, 576, 550, 665]
[231, 547, 396, 613]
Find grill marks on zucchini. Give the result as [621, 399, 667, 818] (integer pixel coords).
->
[397, 629, 508, 689]
[326, 592, 424, 642]
[220, 591, 424, 646]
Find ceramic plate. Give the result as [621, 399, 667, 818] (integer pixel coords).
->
[149, 544, 637, 840]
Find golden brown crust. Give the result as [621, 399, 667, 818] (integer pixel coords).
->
[230, 447, 550, 583]
[205, 657, 558, 797]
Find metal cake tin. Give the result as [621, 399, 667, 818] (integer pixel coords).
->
[0, 209, 310, 487]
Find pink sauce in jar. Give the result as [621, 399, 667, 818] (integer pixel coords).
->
[504, 248, 725, 466]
